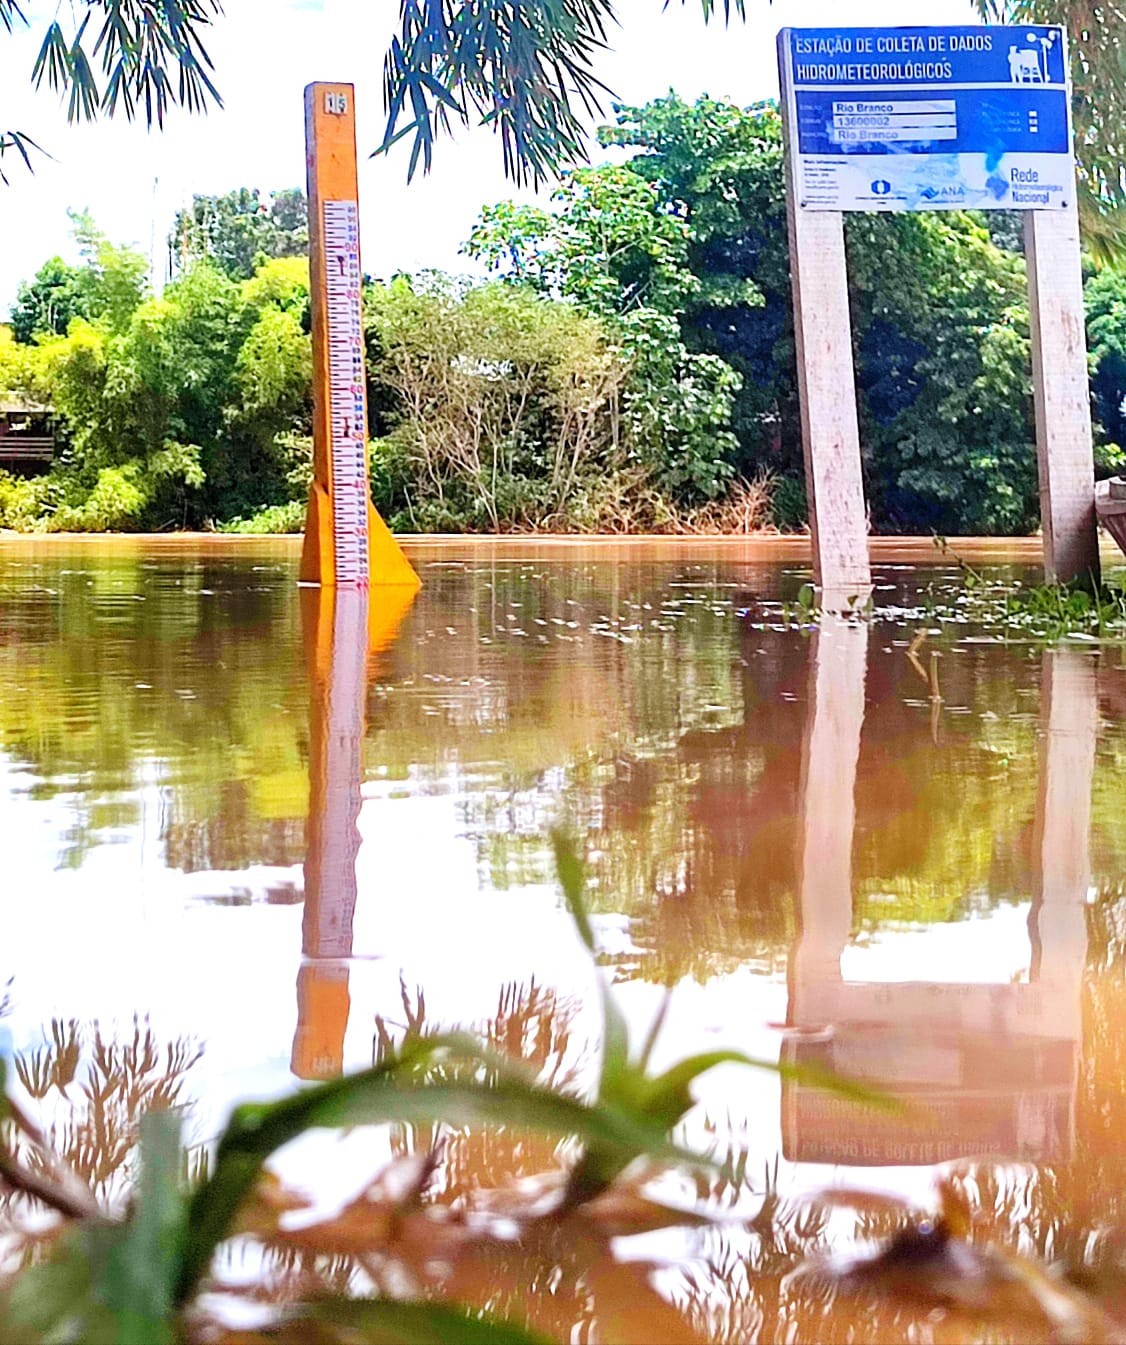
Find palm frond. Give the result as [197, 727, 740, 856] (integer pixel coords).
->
[0, 129, 45, 185]
[379, 0, 618, 187]
[0, 0, 25, 35]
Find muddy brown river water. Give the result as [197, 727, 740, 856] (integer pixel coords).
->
[3, 535, 1126, 1342]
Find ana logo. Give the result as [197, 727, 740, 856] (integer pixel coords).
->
[870, 179, 892, 196]
[920, 185, 965, 200]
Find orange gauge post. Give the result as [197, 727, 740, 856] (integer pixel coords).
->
[300, 81, 420, 592]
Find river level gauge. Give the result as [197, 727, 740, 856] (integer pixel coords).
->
[300, 82, 420, 592]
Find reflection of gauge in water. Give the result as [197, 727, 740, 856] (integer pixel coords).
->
[323, 198, 369, 587]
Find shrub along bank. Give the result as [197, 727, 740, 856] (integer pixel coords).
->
[4, 100, 1126, 535]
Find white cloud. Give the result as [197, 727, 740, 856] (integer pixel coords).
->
[0, 0, 974, 314]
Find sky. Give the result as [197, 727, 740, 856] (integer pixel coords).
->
[0, 0, 976, 316]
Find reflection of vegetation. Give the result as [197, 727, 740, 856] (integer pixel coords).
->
[0, 546, 305, 869]
[11, 1019, 202, 1203]
[372, 976, 584, 1201]
[6, 548, 1121, 975]
[0, 895, 799, 1345]
[2, 1009, 1115, 1343]
[0, 855, 880, 1344]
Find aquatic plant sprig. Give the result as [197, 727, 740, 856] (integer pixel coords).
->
[749, 552, 1126, 643]
[549, 832, 885, 1210]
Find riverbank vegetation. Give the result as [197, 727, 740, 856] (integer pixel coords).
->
[4, 99, 1126, 536]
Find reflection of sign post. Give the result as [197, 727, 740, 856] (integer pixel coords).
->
[301, 82, 420, 592]
[783, 641, 1094, 1166]
[778, 26, 1097, 588]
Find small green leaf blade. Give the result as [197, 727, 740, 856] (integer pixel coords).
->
[178, 1035, 700, 1299]
[100, 1110, 186, 1337]
[302, 1298, 553, 1344]
[551, 830, 594, 952]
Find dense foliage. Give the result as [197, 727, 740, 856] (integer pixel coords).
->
[6, 94, 1126, 534]
[365, 275, 633, 532]
[469, 96, 1046, 533]
[0, 218, 312, 531]
[169, 187, 309, 281]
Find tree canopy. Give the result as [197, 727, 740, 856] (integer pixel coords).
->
[170, 188, 309, 281]
[7, 94, 1126, 537]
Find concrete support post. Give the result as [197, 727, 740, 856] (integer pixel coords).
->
[778, 36, 871, 607]
[1026, 205, 1099, 586]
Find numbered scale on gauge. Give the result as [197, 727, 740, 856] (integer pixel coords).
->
[323, 199, 370, 586]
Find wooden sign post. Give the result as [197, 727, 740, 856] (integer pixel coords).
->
[301, 82, 419, 592]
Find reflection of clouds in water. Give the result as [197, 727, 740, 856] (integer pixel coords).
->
[840, 903, 1033, 985]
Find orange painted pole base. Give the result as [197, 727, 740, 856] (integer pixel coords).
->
[291, 961, 351, 1080]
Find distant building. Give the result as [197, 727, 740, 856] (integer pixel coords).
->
[0, 396, 54, 472]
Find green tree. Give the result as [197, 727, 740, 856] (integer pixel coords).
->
[366, 274, 630, 530]
[595, 96, 794, 498]
[10, 256, 89, 343]
[849, 210, 1035, 533]
[170, 188, 309, 280]
[615, 95, 1041, 532]
[10, 211, 147, 343]
[467, 162, 741, 500]
[15, 245, 312, 531]
[1085, 267, 1126, 464]
[474, 94, 1040, 533]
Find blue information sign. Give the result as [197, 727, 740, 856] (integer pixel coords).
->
[777, 25, 1073, 211]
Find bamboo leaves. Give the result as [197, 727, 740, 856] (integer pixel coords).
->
[26, 0, 223, 131]
[379, 0, 755, 186]
[380, 0, 612, 187]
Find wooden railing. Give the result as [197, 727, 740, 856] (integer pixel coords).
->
[0, 437, 54, 460]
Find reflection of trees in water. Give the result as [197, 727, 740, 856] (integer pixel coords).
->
[533, 624, 1052, 982]
[10, 552, 1125, 972]
[373, 977, 587, 1202]
[2, 1017, 202, 1227]
[0, 552, 303, 870]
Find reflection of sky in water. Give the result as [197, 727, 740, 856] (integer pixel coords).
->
[0, 538, 1119, 1289]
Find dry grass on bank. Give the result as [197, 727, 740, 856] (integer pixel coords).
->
[519, 471, 778, 536]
